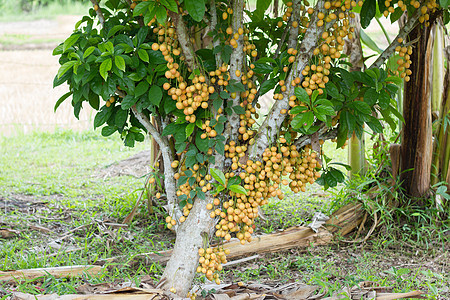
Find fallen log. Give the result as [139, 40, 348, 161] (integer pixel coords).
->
[11, 287, 166, 300]
[99, 202, 366, 266]
[0, 265, 103, 283]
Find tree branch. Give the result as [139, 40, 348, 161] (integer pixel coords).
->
[288, 0, 301, 49]
[89, 0, 105, 27]
[210, 0, 222, 68]
[228, 0, 246, 138]
[370, 8, 421, 69]
[131, 106, 182, 224]
[169, 12, 197, 71]
[294, 127, 338, 149]
[249, 0, 331, 159]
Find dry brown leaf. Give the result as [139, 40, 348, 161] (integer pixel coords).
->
[282, 284, 319, 300]
[0, 228, 19, 238]
[212, 294, 232, 300]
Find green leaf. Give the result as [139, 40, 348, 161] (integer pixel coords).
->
[135, 81, 149, 97]
[115, 109, 128, 127]
[290, 106, 308, 114]
[125, 131, 135, 147]
[254, 0, 272, 20]
[99, 58, 112, 81]
[329, 168, 345, 183]
[440, 0, 449, 8]
[107, 25, 124, 38]
[352, 101, 372, 115]
[63, 34, 80, 52]
[53, 43, 63, 55]
[360, 29, 383, 54]
[232, 105, 246, 115]
[196, 131, 209, 152]
[186, 122, 195, 138]
[366, 116, 383, 133]
[57, 61, 77, 79]
[88, 94, 100, 110]
[155, 5, 167, 25]
[138, 49, 149, 62]
[253, 63, 273, 74]
[294, 87, 310, 105]
[102, 125, 117, 136]
[363, 88, 378, 106]
[133, 1, 151, 16]
[121, 94, 138, 110]
[103, 41, 114, 53]
[385, 76, 403, 85]
[54, 91, 72, 112]
[390, 7, 404, 23]
[211, 168, 226, 186]
[315, 104, 335, 116]
[292, 111, 314, 130]
[94, 107, 112, 128]
[83, 46, 96, 59]
[259, 78, 277, 96]
[215, 141, 225, 155]
[360, 0, 376, 28]
[160, 0, 178, 12]
[148, 85, 163, 106]
[228, 185, 248, 195]
[185, 0, 205, 22]
[114, 55, 126, 71]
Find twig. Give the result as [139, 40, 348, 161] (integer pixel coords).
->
[294, 126, 338, 149]
[370, 9, 421, 69]
[89, 0, 105, 27]
[222, 255, 260, 267]
[131, 106, 181, 223]
[123, 150, 162, 225]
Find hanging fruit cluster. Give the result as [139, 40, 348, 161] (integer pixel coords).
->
[197, 247, 230, 284]
[394, 38, 413, 82]
[383, 0, 438, 25]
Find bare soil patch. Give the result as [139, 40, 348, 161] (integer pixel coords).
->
[0, 16, 93, 136]
[96, 150, 153, 178]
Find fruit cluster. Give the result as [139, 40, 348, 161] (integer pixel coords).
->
[197, 247, 230, 284]
[394, 39, 413, 82]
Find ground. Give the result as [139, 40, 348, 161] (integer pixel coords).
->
[0, 9, 449, 300]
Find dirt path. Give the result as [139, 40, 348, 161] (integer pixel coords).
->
[0, 16, 93, 136]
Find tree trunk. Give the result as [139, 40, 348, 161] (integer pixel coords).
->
[400, 23, 434, 198]
[158, 198, 215, 296]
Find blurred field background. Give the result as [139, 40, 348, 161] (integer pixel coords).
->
[0, 0, 398, 138]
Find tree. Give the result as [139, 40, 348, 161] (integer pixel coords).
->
[53, 0, 442, 296]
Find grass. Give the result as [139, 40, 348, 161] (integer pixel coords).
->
[0, 129, 449, 299]
[0, 0, 89, 22]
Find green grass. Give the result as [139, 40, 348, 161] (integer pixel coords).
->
[0, 0, 89, 22]
[0, 129, 172, 296]
[0, 129, 448, 299]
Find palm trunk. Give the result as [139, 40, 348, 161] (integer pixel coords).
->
[400, 21, 434, 198]
[347, 14, 366, 178]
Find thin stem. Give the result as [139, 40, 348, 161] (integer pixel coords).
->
[370, 8, 421, 69]
[375, 17, 392, 44]
[89, 0, 105, 27]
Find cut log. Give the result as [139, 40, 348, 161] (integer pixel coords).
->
[324, 203, 365, 236]
[0, 265, 103, 283]
[100, 202, 366, 266]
